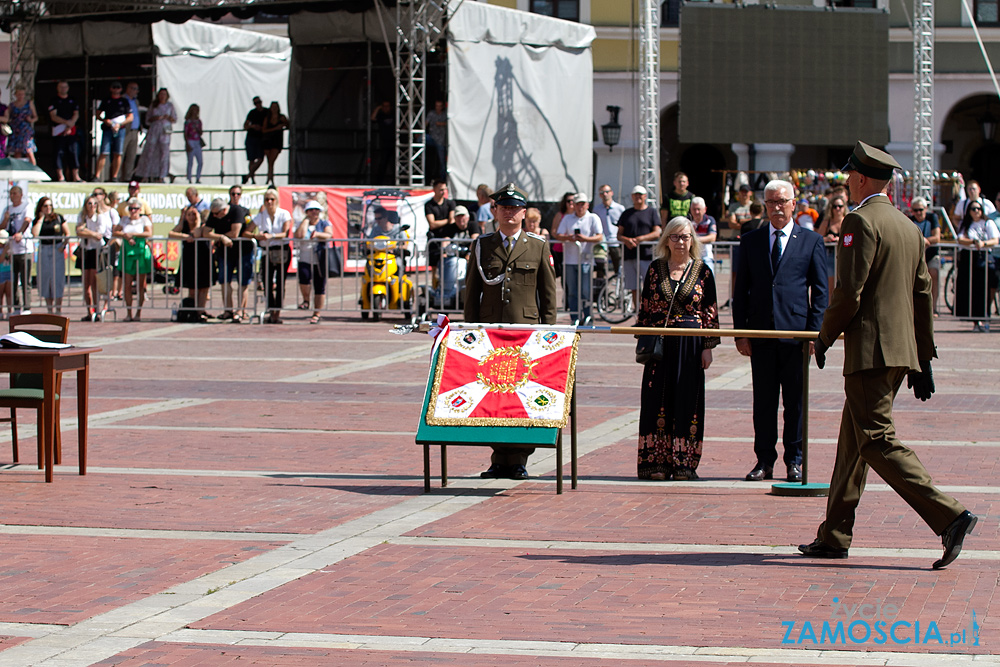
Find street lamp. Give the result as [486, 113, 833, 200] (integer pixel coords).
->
[601, 105, 621, 152]
[979, 101, 997, 143]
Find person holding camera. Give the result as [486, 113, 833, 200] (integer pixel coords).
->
[429, 205, 480, 308]
[554, 193, 603, 324]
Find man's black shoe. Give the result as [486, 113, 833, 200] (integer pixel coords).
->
[798, 539, 848, 559]
[510, 465, 529, 480]
[933, 510, 978, 570]
[745, 465, 773, 481]
[786, 463, 802, 482]
[480, 466, 504, 479]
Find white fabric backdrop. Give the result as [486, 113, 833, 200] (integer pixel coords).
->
[152, 21, 291, 184]
[446, 2, 595, 202]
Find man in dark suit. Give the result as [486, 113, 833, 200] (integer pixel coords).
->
[464, 183, 558, 480]
[800, 142, 976, 568]
[732, 179, 829, 483]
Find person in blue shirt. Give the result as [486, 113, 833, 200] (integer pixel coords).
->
[907, 197, 941, 316]
[121, 82, 142, 182]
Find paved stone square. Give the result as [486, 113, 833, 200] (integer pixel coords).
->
[0, 309, 996, 665]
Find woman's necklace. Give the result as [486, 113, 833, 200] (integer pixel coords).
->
[667, 258, 690, 277]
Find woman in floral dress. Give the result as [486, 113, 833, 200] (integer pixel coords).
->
[636, 217, 720, 481]
[134, 88, 176, 181]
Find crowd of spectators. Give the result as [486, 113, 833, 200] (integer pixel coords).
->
[0, 81, 291, 186]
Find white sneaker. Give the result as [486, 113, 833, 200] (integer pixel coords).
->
[20, 309, 31, 315]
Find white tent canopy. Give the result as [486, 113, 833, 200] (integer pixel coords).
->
[32, 20, 290, 184]
[153, 21, 291, 184]
[446, 2, 595, 202]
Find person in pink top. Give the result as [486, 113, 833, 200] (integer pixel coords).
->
[184, 104, 204, 184]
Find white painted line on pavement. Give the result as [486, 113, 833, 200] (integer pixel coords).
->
[149, 628, 1000, 665]
[278, 345, 427, 383]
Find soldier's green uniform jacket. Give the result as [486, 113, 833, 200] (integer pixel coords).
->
[463, 230, 558, 325]
[818, 195, 936, 375]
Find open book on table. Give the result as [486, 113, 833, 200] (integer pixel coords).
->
[0, 332, 72, 349]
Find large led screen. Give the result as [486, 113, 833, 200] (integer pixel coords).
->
[679, 4, 889, 146]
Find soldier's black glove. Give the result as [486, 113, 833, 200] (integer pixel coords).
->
[814, 335, 828, 370]
[907, 360, 935, 401]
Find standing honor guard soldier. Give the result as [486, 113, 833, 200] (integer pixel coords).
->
[464, 183, 558, 480]
[800, 141, 977, 569]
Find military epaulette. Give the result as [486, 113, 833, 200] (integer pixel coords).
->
[479, 232, 496, 239]
[525, 231, 545, 241]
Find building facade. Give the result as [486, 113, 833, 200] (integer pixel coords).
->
[480, 0, 1000, 202]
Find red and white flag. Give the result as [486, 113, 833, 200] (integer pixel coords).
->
[425, 327, 579, 427]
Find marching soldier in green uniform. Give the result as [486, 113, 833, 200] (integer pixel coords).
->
[800, 141, 977, 569]
[464, 182, 558, 479]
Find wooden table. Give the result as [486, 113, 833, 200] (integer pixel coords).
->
[0, 346, 101, 482]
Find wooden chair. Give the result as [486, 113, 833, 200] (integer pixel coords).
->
[0, 314, 70, 467]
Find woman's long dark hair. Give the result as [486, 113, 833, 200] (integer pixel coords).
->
[34, 197, 54, 221]
[960, 202, 984, 237]
[559, 192, 575, 215]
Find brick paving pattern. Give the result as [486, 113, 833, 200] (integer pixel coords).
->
[0, 535, 283, 624]
[195, 542, 994, 654]
[0, 313, 994, 665]
[96, 642, 858, 666]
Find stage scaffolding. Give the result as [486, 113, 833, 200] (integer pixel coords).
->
[912, 0, 935, 203]
[638, 0, 660, 207]
[4, 0, 448, 188]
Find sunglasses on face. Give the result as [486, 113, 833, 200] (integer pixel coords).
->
[264, 198, 277, 202]
[832, 204, 844, 209]
[129, 207, 141, 211]
[912, 208, 925, 212]
[970, 207, 982, 212]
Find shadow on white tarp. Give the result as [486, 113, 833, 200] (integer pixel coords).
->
[152, 21, 291, 185]
[446, 2, 595, 202]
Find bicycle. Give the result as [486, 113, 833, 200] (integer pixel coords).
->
[943, 256, 1000, 316]
[596, 272, 636, 323]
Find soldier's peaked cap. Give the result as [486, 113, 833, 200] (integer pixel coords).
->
[841, 141, 901, 180]
[490, 183, 527, 207]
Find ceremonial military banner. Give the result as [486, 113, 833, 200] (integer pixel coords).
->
[425, 327, 579, 428]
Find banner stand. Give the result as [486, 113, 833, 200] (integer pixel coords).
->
[415, 345, 578, 495]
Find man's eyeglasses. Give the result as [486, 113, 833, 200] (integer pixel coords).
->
[668, 234, 692, 243]
[764, 198, 793, 207]
[230, 191, 242, 197]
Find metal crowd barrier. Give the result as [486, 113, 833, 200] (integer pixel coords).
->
[14, 232, 988, 324]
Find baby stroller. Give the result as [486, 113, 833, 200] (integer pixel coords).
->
[154, 252, 181, 295]
[92, 245, 117, 321]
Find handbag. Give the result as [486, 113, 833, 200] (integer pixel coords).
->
[73, 245, 83, 270]
[635, 335, 664, 364]
[634, 258, 694, 365]
[267, 244, 287, 265]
